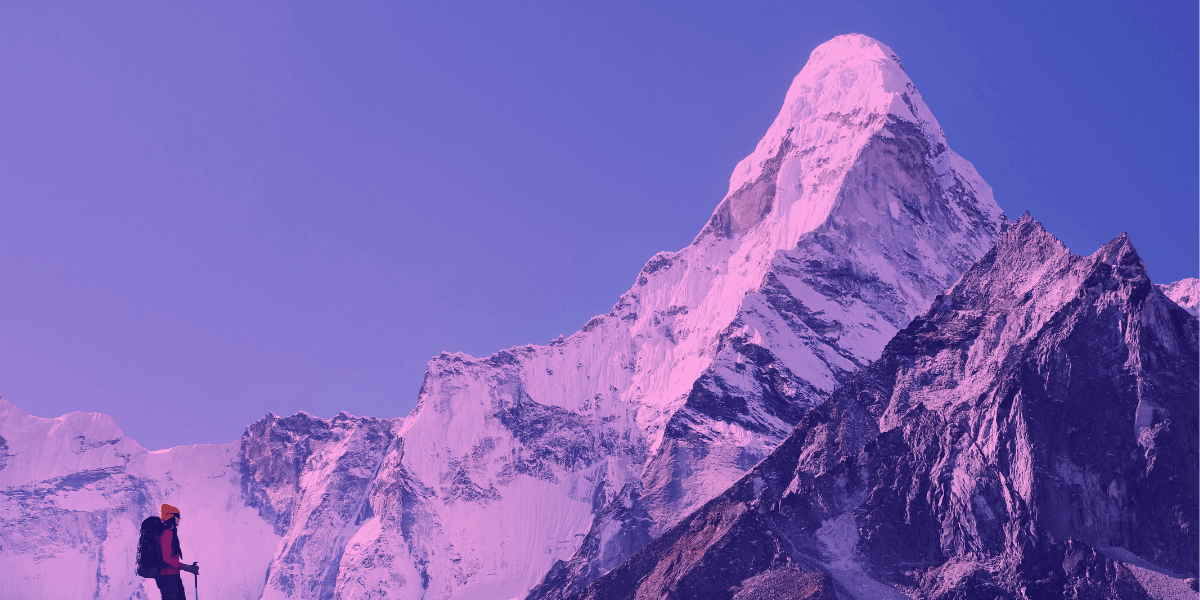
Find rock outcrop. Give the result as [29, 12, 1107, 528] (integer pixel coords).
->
[569, 215, 1198, 600]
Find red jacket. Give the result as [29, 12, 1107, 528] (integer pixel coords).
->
[159, 529, 185, 576]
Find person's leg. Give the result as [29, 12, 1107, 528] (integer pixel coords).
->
[171, 574, 187, 600]
[154, 575, 186, 600]
[154, 575, 169, 599]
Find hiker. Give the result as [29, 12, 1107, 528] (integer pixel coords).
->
[155, 503, 199, 600]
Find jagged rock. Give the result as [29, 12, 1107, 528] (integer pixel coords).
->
[239, 412, 399, 600]
[568, 214, 1198, 600]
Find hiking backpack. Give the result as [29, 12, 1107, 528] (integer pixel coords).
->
[135, 516, 165, 578]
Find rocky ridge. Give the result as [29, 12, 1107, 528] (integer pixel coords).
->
[567, 215, 1198, 600]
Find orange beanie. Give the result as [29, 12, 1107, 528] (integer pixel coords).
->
[160, 503, 181, 522]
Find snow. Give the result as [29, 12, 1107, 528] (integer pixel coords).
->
[137, 443, 282, 600]
[730, 35, 926, 196]
[0, 397, 144, 489]
[1158, 277, 1200, 316]
[814, 511, 914, 599]
[0, 399, 279, 600]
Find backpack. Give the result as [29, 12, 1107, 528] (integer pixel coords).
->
[135, 516, 166, 578]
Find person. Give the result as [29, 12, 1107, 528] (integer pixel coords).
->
[155, 503, 199, 600]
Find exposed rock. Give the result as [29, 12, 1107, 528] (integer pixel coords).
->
[569, 215, 1197, 600]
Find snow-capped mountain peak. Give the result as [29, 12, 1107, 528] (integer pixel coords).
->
[724, 34, 953, 239]
[528, 34, 1007, 600]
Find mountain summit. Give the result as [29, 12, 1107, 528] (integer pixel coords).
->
[529, 33, 1005, 599]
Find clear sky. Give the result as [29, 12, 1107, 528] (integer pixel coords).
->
[2, 1, 1195, 450]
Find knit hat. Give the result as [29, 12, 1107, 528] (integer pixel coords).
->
[160, 503, 181, 522]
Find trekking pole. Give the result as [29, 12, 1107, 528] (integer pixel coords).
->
[191, 562, 199, 600]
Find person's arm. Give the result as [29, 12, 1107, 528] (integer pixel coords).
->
[159, 529, 186, 569]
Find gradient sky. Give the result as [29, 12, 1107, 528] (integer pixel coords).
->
[2, 1, 1195, 450]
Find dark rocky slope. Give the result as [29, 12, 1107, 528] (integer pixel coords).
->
[565, 214, 1198, 600]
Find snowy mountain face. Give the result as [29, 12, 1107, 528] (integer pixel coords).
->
[0, 33, 1017, 600]
[570, 215, 1199, 600]
[0, 398, 283, 600]
[0, 402, 411, 600]
[526, 33, 1005, 600]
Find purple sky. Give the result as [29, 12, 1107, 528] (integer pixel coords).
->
[2, 1, 1195, 450]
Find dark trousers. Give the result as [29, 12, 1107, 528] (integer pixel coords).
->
[154, 574, 186, 600]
